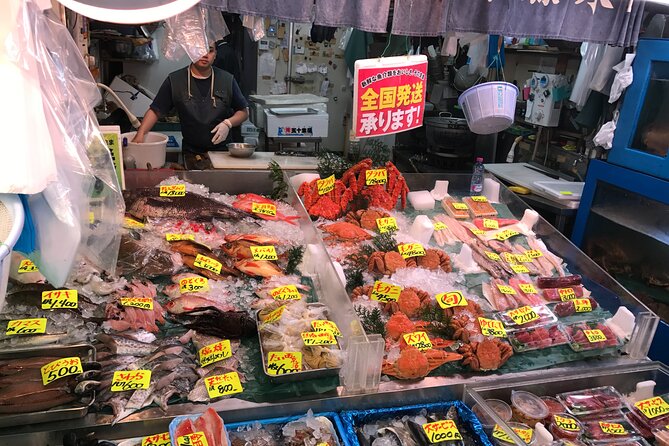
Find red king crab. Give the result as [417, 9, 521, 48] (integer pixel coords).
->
[352, 285, 430, 318]
[297, 178, 353, 220]
[320, 222, 372, 243]
[459, 338, 513, 371]
[341, 159, 409, 210]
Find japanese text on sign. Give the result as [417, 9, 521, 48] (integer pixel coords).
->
[199, 340, 232, 367]
[583, 329, 607, 343]
[141, 432, 171, 446]
[194, 254, 223, 275]
[312, 320, 342, 336]
[496, 229, 520, 241]
[41, 290, 78, 310]
[166, 233, 195, 242]
[301, 331, 337, 346]
[177, 432, 209, 446]
[515, 254, 532, 263]
[493, 425, 532, 443]
[470, 196, 488, 202]
[317, 175, 335, 195]
[496, 284, 516, 295]
[403, 331, 432, 351]
[598, 421, 627, 435]
[262, 305, 286, 324]
[478, 317, 507, 338]
[179, 276, 209, 293]
[511, 264, 530, 274]
[111, 370, 151, 391]
[377, 217, 399, 233]
[503, 252, 518, 264]
[250, 245, 278, 261]
[267, 352, 302, 375]
[525, 249, 543, 258]
[270, 285, 301, 301]
[435, 291, 468, 309]
[41, 357, 83, 385]
[635, 396, 669, 419]
[398, 242, 426, 259]
[422, 420, 462, 443]
[507, 306, 539, 325]
[365, 168, 387, 185]
[482, 218, 499, 229]
[485, 251, 501, 261]
[18, 259, 38, 273]
[432, 221, 447, 231]
[470, 227, 486, 236]
[559, 288, 577, 301]
[554, 415, 580, 432]
[251, 202, 277, 217]
[6, 318, 47, 336]
[451, 202, 468, 210]
[205, 372, 243, 399]
[370, 281, 402, 302]
[120, 297, 153, 310]
[124, 217, 145, 229]
[574, 298, 592, 312]
[519, 283, 538, 294]
[159, 184, 185, 197]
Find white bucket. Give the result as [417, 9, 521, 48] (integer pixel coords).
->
[122, 132, 168, 169]
[458, 82, 519, 135]
[0, 195, 25, 312]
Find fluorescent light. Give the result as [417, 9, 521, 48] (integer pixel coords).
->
[57, 0, 200, 24]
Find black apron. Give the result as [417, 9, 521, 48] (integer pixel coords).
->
[169, 66, 236, 154]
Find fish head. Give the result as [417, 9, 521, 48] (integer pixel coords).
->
[75, 380, 100, 395]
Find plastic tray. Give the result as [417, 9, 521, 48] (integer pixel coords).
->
[562, 319, 621, 352]
[533, 181, 584, 201]
[169, 413, 231, 446]
[226, 412, 346, 446]
[507, 323, 570, 353]
[495, 304, 557, 330]
[556, 386, 624, 416]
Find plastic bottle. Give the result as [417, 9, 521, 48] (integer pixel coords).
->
[470, 157, 485, 194]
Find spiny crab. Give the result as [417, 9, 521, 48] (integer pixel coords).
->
[351, 285, 429, 318]
[405, 249, 452, 272]
[459, 338, 513, 371]
[297, 178, 353, 220]
[368, 251, 407, 275]
[341, 159, 409, 210]
[320, 221, 372, 243]
[345, 209, 391, 231]
[382, 346, 462, 380]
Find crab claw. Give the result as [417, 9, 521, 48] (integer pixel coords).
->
[235, 259, 283, 278]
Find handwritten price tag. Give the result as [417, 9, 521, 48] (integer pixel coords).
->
[503, 252, 518, 264]
[519, 283, 538, 294]
[111, 370, 151, 391]
[554, 415, 580, 432]
[402, 331, 432, 351]
[574, 298, 592, 312]
[422, 420, 462, 443]
[377, 217, 399, 233]
[41, 357, 83, 385]
[496, 229, 520, 241]
[435, 291, 468, 309]
[470, 195, 488, 202]
[469, 227, 486, 236]
[482, 218, 499, 229]
[370, 281, 402, 302]
[317, 175, 335, 195]
[205, 372, 243, 399]
[6, 318, 47, 336]
[507, 306, 539, 325]
[41, 290, 78, 310]
[493, 425, 532, 443]
[194, 254, 222, 274]
[120, 297, 154, 310]
[485, 251, 501, 261]
[199, 340, 232, 367]
[478, 317, 507, 338]
[18, 259, 38, 273]
[514, 254, 532, 263]
[301, 331, 337, 346]
[635, 396, 669, 419]
[451, 202, 468, 210]
[365, 168, 387, 185]
[270, 285, 301, 301]
[598, 421, 627, 435]
[398, 243, 426, 259]
[250, 245, 278, 260]
[559, 288, 577, 301]
[432, 221, 447, 231]
[159, 184, 185, 197]
[496, 283, 516, 295]
[266, 352, 302, 375]
[124, 217, 146, 229]
[511, 264, 530, 274]
[525, 249, 543, 258]
[262, 305, 286, 324]
[141, 432, 171, 446]
[251, 202, 277, 217]
[584, 329, 607, 343]
[177, 432, 209, 446]
[179, 276, 209, 293]
[166, 233, 195, 242]
[312, 320, 342, 336]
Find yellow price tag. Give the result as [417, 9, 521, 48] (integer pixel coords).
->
[377, 217, 399, 233]
[88, 211, 95, 224]
[199, 340, 232, 367]
[250, 245, 278, 260]
[422, 420, 462, 443]
[560, 191, 573, 196]
[511, 264, 530, 274]
[166, 233, 195, 242]
[124, 217, 146, 229]
[435, 291, 468, 309]
[559, 287, 577, 301]
[266, 352, 302, 375]
[370, 281, 402, 302]
[141, 432, 171, 446]
[635, 396, 669, 419]
[111, 370, 151, 391]
[506, 306, 539, 325]
[598, 421, 627, 435]
[159, 184, 186, 197]
[482, 218, 499, 229]
[470, 195, 488, 202]
[270, 285, 301, 301]
[18, 259, 38, 273]
[251, 202, 277, 217]
[41, 290, 78, 310]
[179, 276, 209, 293]
[402, 331, 433, 351]
[397, 242, 426, 259]
[493, 425, 532, 444]
[485, 251, 501, 261]
[311, 320, 342, 336]
[365, 168, 387, 185]
[194, 254, 223, 274]
[574, 298, 592, 312]
[41, 357, 83, 385]
[525, 249, 543, 258]
[584, 329, 608, 343]
[451, 202, 468, 210]
[120, 297, 154, 310]
[496, 283, 517, 295]
[492, 425, 513, 443]
[205, 372, 243, 399]
[478, 317, 507, 338]
[317, 175, 335, 195]
[6, 318, 47, 336]
[301, 331, 337, 345]
[519, 283, 538, 294]
[554, 415, 580, 432]
[177, 432, 209, 446]
[514, 254, 532, 263]
[496, 229, 520, 241]
[432, 221, 447, 231]
[262, 305, 286, 324]
[502, 252, 518, 264]
[470, 228, 486, 236]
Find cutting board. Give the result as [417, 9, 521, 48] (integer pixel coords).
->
[208, 151, 318, 170]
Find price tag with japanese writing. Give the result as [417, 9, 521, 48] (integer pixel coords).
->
[365, 168, 387, 185]
[6, 318, 47, 336]
[492, 425, 532, 443]
[470, 196, 488, 202]
[469, 228, 486, 236]
[485, 251, 501, 261]
[554, 415, 580, 432]
[266, 352, 302, 375]
[495, 229, 520, 241]
[478, 317, 507, 338]
[496, 283, 516, 295]
[398, 242, 426, 259]
[513, 427, 533, 444]
[250, 245, 278, 260]
[402, 331, 432, 351]
[166, 233, 195, 242]
[205, 371, 243, 399]
[251, 202, 277, 217]
[199, 340, 232, 367]
[177, 432, 209, 446]
[525, 249, 543, 258]
[270, 285, 301, 301]
[370, 281, 402, 302]
[482, 218, 499, 229]
[432, 221, 447, 231]
[377, 217, 399, 233]
[302, 331, 337, 346]
[492, 425, 513, 443]
[514, 254, 532, 263]
[159, 184, 185, 197]
[124, 217, 145, 229]
[506, 306, 539, 325]
[574, 298, 592, 312]
[312, 320, 342, 336]
[511, 264, 530, 274]
[503, 252, 518, 264]
[111, 370, 151, 391]
[559, 288, 577, 301]
[598, 421, 627, 435]
[422, 420, 462, 443]
[317, 175, 335, 195]
[262, 305, 286, 324]
[435, 291, 468, 309]
[179, 276, 209, 293]
[194, 254, 222, 274]
[120, 297, 154, 310]
[88, 212, 95, 224]
[41, 357, 83, 385]
[451, 202, 468, 210]
[41, 290, 78, 310]
[141, 432, 171, 446]
[18, 259, 38, 273]
[635, 396, 669, 419]
[584, 329, 607, 343]
[519, 283, 538, 294]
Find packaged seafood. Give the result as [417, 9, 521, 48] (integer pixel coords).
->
[580, 418, 640, 443]
[463, 196, 498, 218]
[507, 323, 569, 353]
[563, 320, 620, 352]
[496, 305, 557, 330]
[628, 393, 669, 429]
[473, 399, 513, 429]
[536, 275, 582, 289]
[541, 396, 567, 421]
[653, 426, 669, 446]
[542, 285, 587, 302]
[492, 422, 535, 445]
[549, 413, 583, 441]
[442, 196, 471, 219]
[552, 298, 599, 318]
[169, 408, 229, 446]
[576, 408, 626, 421]
[227, 411, 344, 446]
[556, 386, 624, 416]
[510, 390, 550, 426]
[625, 410, 655, 439]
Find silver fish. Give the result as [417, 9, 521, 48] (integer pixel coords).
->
[97, 333, 157, 356]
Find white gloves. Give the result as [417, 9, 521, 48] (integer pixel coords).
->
[211, 120, 231, 145]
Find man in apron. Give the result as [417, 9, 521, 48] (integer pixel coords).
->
[133, 44, 249, 169]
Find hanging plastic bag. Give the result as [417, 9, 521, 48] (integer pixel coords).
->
[163, 5, 230, 62]
[242, 15, 265, 42]
[589, 45, 624, 94]
[258, 52, 277, 77]
[609, 53, 636, 103]
[570, 42, 605, 109]
[593, 112, 618, 150]
[337, 28, 353, 51]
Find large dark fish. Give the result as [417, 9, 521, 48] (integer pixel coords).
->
[123, 188, 255, 222]
[117, 231, 181, 278]
[169, 308, 256, 339]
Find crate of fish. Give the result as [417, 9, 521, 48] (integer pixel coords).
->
[340, 400, 493, 446]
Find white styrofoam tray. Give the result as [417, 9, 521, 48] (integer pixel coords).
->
[533, 181, 584, 201]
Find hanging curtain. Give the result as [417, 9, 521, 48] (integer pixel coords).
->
[391, 0, 448, 37]
[314, 0, 391, 33]
[203, 0, 314, 22]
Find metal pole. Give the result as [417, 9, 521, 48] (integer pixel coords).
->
[287, 22, 294, 94]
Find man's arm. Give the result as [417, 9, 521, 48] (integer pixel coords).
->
[132, 108, 160, 143]
[132, 77, 173, 143]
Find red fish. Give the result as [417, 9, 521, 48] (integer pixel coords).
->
[233, 193, 300, 225]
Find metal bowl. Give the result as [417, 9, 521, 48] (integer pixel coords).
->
[227, 143, 256, 158]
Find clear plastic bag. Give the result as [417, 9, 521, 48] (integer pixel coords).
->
[243, 15, 266, 42]
[163, 5, 230, 62]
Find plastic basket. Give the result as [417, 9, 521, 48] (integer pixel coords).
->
[458, 82, 519, 135]
[121, 131, 168, 170]
[0, 194, 25, 312]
